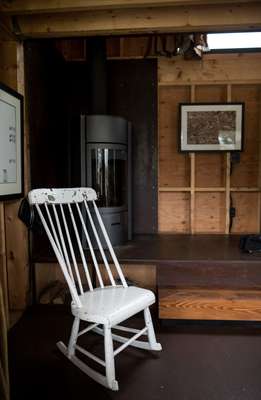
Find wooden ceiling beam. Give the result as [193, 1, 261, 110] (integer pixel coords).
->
[0, 0, 256, 15]
[13, 3, 261, 38]
[0, 14, 18, 40]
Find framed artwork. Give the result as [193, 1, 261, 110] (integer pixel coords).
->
[0, 82, 24, 200]
[179, 103, 244, 152]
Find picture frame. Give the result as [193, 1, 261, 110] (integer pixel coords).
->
[179, 103, 244, 152]
[0, 82, 24, 200]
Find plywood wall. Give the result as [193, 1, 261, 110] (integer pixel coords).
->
[158, 54, 261, 234]
[158, 85, 191, 188]
[0, 36, 29, 320]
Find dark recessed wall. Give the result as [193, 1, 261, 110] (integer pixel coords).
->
[107, 59, 158, 234]
[25, 40, 69, 188]
[25, 41, 157, 261]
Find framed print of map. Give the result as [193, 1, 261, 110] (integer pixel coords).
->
[179, 103, 244, 152]
[0, 82, 23, 199]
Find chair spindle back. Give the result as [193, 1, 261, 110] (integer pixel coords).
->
[28, 188, 127, 308]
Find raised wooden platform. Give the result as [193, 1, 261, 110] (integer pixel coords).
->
[33, 234, 261, 321]
[114, 235, 261, 321]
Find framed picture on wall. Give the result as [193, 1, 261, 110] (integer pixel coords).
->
[0, 82, 24, 200]
[179, 103, 244, 152]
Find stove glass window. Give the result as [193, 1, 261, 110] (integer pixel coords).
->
[91, 148, 127, 207]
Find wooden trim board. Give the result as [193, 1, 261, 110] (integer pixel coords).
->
[159, 288, 261, 321]
[11, 3, 261, 38]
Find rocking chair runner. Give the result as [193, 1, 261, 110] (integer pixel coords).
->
[28, 188, 161, 391]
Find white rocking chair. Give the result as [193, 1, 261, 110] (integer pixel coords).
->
[28, 188, 161, 391]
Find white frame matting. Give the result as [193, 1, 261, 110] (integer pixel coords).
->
[179, 103, 244, 152]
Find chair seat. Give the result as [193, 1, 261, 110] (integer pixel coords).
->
[71, 286, 155, 326]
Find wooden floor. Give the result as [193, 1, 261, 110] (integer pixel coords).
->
[114, 234, 260, 263]
[8, 305, 261, 400]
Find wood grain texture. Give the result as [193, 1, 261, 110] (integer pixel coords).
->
[158, 192, 190, 233]
[231, 84, 260, 188]
[0, 40, 17, 90]
[98, 263, 156, 290]
[4, 43, 30, 311]
[34, 263, 156, 300]
[158, 85, 190, 188]
[159, 288, 261, 320]
[158, 55, 261, 234]
[1, 0, 255, 15]
[225, 152, 231, 234]
[159, 54, 261, 85]
[190, 153, 195, 233]
[4, 207, 29, 310]
[0, 204, 9, 327]
[194, 85, 227, 188]
[157, 261, 261, 290]
[194, 192, 226, 233]
[230, 192, 260, 233]
[0, 40, 30, 312]
[13, 3, 261, 38]
[117, 36, 149, 57]
[17, 42, 30, 194]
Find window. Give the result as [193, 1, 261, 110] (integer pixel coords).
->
[207, 32, 261, 51]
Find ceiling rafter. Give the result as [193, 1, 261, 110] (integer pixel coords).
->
[10, 2, 261, 38]
[0, 0, 257, 15]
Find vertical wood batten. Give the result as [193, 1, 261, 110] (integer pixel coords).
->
[17, 41, 30, 194]
[258, 86, 261, 231]
[225, 84, 232, 234]
[190, 85, 196, 233]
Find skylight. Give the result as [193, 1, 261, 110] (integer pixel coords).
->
[207, 32, 261, 50]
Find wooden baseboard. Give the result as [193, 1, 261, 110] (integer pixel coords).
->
[159, 288, 261, 321]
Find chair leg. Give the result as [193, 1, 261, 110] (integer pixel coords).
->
[68, 316, 80, 358]
[57, 319, 119, 390]
[104, 326, 119, 391]
[144, 307, 162, 351]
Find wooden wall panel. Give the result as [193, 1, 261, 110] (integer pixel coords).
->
[34, 263, 156, 301]
[0, 204, 8, 326]
[35, 263, 65, 301]
[120, 36, 149, 57]
[231, 85, 261, 188]
[195, 85, 227, 188]
[5, 44, 29, 312]
[230, 192, 260, 234]
[159, 85, 190, 187]
[99, 264, 156, 291]
[194, 192, 226, 233]
[4, 211, 29, 310]
[55, 38, 86, 61]
[158, 56, 261, 234]
[106, 37, 121, 57]
[0, 41, 29, 313]
[158, 54, 261, 85]
[158, 192, 190, 233]
[0, 40, 17, 89]
[195, 155, 225, 188]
